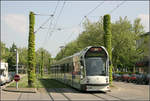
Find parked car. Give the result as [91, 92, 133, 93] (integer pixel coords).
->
[113, 73, 118, 80]
[136, 74, 146, 84]
[121, 74, 130, 82]
[6, 72, 15, 83]
[145, 74, 150, 85]
[0, 75, 6, 86]
[128, 74, 138, 83]
[113, 74, 121, 81]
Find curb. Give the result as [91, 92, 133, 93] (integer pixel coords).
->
[2, 88, 37, 93]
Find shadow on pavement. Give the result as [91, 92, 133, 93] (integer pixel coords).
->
[38, 78, 78, 93]
[38, 78, 83, 93]
[38, 78, 107, 94]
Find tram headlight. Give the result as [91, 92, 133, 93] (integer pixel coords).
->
[80, 75, 83, 79]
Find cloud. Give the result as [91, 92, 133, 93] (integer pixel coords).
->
[3, 14, 28, 34]
[138, 14, 149, 32]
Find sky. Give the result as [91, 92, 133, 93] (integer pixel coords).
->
[1, 1, 149, 58]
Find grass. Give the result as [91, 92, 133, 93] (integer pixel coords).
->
[7, 74, 68, 88]
[8, 75, 28, 88]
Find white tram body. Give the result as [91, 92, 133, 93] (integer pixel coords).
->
[51, 46, 110, 92]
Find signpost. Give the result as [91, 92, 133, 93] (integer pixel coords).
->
[15, 49, 19, 89]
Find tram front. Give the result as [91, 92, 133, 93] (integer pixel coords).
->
[80, 46, 110, 92]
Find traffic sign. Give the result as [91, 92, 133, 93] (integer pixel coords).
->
[14, 74, 20, 82]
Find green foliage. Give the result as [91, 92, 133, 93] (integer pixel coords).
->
[56, 18, 104, 60]
[103, 14, 113, 85]
[56, 40, 80, 60]
[111, 17, 145, 70]
[8, 75, 68, 88]
[18, 47, 28, 67]
[0, 42, 10, 62]
[137, 34, 149, 59]
[35, 48, 51, 76]
[28, 11, 36, 87]
[7, 43, 17, 71]
[48, 58, 51, 74]
[17, 47, 28, 73]
[133, 18, 144, 35]
[55, 16, 146, 79]
[41, 51, 44, 77]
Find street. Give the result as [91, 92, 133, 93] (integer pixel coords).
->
[0, 81, 149, 100]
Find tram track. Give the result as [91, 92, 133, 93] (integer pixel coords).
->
[17, 92, 23, 101]
[90, 93, 108, 100]
[47, 90, 54, 101]
[58, 87, 124, 101]
[107, 94, 125, 100]
[90, 92, 125, 100]
[54, 88, 71, 101]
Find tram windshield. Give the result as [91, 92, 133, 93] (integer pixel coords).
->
[85, 57, 106, 76]
[84, 47, 108, 76]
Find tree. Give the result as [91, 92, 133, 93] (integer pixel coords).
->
[28, 11, 36, 87]
[48, 58, 51, 74]
[133, 18, 144, 35]
[7, 43, 17, 71]
[35, 48, 51, 76]
[56, 18, 105, 60]
[0, 41, 10, 62]
[103, 14, 113, 85]
[18, 47, 28, 72]
[111, 17, 144, 72]
[55, 16, 146, 78]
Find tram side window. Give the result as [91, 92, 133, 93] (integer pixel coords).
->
[66, 64, 69, 73]
[63, 64, 67, 73]
[56, 66, 58, 74]
[60, 65, 63, 73]
[68, 63, 71, 73]
[63, 64, 65, 73]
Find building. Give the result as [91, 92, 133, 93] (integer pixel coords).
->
[135, 32, 150, 73]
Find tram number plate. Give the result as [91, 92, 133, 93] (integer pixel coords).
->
[87, 86, 101, 90]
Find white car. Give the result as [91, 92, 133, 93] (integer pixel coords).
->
[0, 75, 6, 85]
[6, 74, 11, 83]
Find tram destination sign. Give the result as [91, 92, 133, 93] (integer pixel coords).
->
[85, 48, 107, 58]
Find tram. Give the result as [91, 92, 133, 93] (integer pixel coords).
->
[51, 46, 110, 92]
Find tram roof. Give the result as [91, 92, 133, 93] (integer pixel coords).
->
[52, 46, 109, 66]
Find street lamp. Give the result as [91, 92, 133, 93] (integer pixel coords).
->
[14, 48, 19, 89]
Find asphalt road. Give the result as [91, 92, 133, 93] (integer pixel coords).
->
[0, 81, 149, 100]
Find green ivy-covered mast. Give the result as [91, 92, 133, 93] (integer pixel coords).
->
[28, 11, 36, 87]
[103, 14, 113, 85]
[41, 51, 44, 77]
